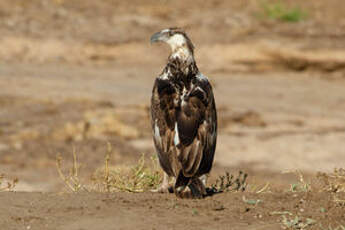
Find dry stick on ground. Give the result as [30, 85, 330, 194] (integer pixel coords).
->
[56, 147, 88, 192]
[104, 142, 112, 192]
[254, 182, 271, 194]
[333, 197, 345, 206]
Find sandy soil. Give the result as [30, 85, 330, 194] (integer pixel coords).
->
[0, 0, 345, 229]
[1, 191, 344, 230]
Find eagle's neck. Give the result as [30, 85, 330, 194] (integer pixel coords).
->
[165, 45, 196, 76]
[169, 44, 195, 65]
[165, 55, 198, 82]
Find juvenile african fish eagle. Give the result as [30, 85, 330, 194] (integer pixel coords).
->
[150, 28, 217, 198]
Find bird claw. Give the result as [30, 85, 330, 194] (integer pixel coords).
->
[188, 177, 207, 199]
[174, 185, 186, 196]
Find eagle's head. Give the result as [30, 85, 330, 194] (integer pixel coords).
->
[150, 28, 195, 62]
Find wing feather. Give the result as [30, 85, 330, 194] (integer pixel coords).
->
[151, 76, 179, 177]
[177, 75, 217, 177]
[151, 72, 217, 179]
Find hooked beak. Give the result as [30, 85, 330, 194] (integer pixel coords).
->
[150, 31, 167, 44]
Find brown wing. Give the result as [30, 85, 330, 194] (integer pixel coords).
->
[151, 77, 179, 177]
[196, 86, 217, 176]
[177, 76, 217, 178]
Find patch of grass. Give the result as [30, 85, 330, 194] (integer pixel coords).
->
[242, 195, 262, 205]
[103, 142, 112, 192]
[208, 171, 247, 194]
[0, 173, 18, 192]
[317, 168, 345, 207]
[270, 210, 316, 229]
[281, 215, 316, 229]
[317, 168, 345, 193]
[273, 211, 317, 230]
[56, 143, 162, 193]
[320, 224, 345, 230]
[261, 1, 307, 22]
[56, 147, 88, 192]
[284, 170, 311, 192]
[92, 152, 162, 193]
[192, 208, 199, 216]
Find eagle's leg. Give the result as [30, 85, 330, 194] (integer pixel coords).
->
[188, 177, 207, 198]
[199, 174, 208, 187]
[151, 172, 173, 193]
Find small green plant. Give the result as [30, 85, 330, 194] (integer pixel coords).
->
[261, 1, 307, 22]
[208, 171, 247, 194]
[242, 195, 262, 205]
[284, 170, 311, 192]
[281, 215, 316, 229]
[192, 208, 199, 216]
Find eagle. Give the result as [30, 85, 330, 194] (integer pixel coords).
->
[150, 28, 217, 198]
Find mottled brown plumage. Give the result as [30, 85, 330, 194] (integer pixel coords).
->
[150, 28, 217, 198]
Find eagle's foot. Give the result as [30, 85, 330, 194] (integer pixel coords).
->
[174, 175, 207, 199]
[188, 177, 207, 199]
[174, 185, 187, 198]
[174, 186, 205, 199]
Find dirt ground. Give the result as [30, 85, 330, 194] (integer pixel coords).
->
[0, 0, 345, 229]
[1, 191, 344, 230]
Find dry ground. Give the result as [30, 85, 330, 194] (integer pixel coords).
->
[0, 0, 345, 229]
[1, 191, 344, 230]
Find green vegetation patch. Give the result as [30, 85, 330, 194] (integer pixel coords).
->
[261, 1, 307, 22]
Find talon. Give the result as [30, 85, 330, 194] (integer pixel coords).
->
[189, 177, 207, 198]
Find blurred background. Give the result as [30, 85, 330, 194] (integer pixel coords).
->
[0, 0, 345, 191]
